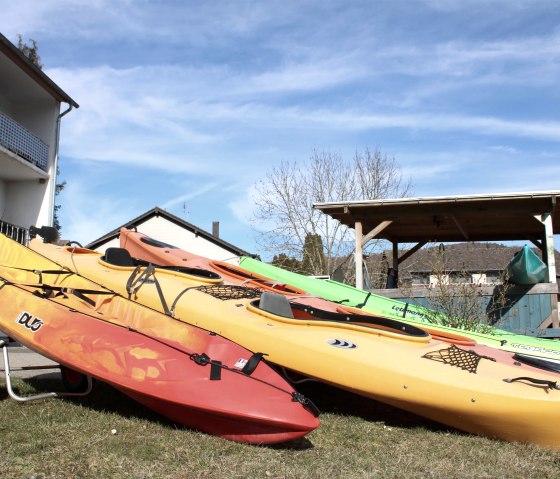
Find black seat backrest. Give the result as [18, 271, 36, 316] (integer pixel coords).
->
[259, 292, 294, 318]
[104, 247, 134, 267]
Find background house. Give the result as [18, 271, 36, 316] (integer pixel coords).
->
[86, 207, 254, 265]
[394, 242, 560, 287]
[336, 242, 560, 288]
[0, 33, 78, 243]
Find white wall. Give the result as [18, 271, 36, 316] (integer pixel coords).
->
[0, 179, 5, 218]
[5, 179, 49, 227]
[17, 100, 58, 227]
[94, 216, 241, 265]
[0, 101, 58, 228]
[13, 99, 57, 145]
[471, 273, 487, 285]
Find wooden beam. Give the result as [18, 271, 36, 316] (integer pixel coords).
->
[397, 241, 427, 265]
[361, 220, 393, 246]
[529, 238, 542, 250]
[451, 215, 469, 240]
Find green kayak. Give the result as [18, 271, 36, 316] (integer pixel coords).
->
[505, 245, 547, 285]
[239, 256, 560, 362]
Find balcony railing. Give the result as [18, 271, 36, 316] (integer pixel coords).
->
[0, 220, 28, 245]
[0, 111, 49, 172]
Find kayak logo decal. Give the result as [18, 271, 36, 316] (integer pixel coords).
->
[16, 311, 44, 332]
[511, 343, 560, 356]
[327, 339, 357, 349]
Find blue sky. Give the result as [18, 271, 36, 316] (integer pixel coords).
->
[3, 0, 560, 254]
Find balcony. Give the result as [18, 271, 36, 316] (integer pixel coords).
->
[0, 220, 28, 245]
[0, 111, 48, 173]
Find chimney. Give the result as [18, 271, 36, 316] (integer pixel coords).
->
[212, 221, 220, 238]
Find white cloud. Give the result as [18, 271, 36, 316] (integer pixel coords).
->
[160, 182, 220, 210]
[7, 0, 559, 257]
[59, 177, 131, 244]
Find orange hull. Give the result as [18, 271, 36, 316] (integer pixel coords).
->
[120, 228, 308, 295]
[0, 236, 319, 444]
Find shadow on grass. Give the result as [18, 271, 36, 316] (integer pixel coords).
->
[4, 373, 187, 427]
[2, 370, 463, 449]
[296, 380, 454, 433]
[1, 374, 319, 451]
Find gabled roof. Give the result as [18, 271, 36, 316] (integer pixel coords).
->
[0, 33, 79, 108]
[86, 207, 254, 257]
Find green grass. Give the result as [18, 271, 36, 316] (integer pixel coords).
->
[1, 376, 559, 479]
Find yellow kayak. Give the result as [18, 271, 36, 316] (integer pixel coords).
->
[29, 238, 560, 450]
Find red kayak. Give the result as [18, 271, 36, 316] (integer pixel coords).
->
[0, 235, 320, 444]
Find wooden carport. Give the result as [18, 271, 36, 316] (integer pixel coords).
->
[314, 191, 560, 336]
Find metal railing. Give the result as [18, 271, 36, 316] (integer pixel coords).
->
[0, 111, 48, 172]
[0, 220, 28, 245]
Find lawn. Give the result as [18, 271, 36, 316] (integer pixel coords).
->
[1, 375, 559, 479]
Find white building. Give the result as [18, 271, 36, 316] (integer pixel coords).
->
[0, 33, 78, 243]
[87, 207, 254, 265]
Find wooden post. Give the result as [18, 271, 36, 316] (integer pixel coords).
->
[534, 213, 557, 283]
[392, 241, 399, 285]
[355, 220, 363, 290]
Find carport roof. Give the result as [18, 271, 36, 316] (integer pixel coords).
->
[314, 191, 560, 244]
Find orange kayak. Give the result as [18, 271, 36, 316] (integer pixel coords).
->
[120, 227, 308, 295]
[0, 234, 320, 444]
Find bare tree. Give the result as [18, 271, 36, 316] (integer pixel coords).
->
[251, 147, 412, 276]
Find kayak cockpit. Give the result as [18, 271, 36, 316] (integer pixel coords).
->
[250, 292, 431, 342]
[100, 247, 222, 282]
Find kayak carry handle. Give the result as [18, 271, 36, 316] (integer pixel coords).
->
[503, 377, 560, 390]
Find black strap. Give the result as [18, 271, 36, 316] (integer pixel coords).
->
[33, 269, 74, 275]
[402, 302, 409, 318]
[503, 376, 560, 390]
[332, 298, 351, 305]
[355, 292, 372, 309]
[72, 289, 97, 306]
[126, 265, 148, 295]
[210, 361, 222, 380]
[191, 353, 222, 380]
[192, 353, 211, 365]
[126, 264, 171, 316]
[0, 265, 74, 284]
[292, 392, 321, 417]
[43, 286, 116, 306]
[170, 286, 198, 315]
[241, 352, 267, 375]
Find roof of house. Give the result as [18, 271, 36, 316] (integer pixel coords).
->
[314, 190, 560, 243]
[0, 33, 79, 108]
[86, 207, 254, 257]
[367, 242, 560, 276]
[397, 242, 537, 273]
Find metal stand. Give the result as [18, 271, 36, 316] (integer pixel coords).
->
[0, 339, 93, 402]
